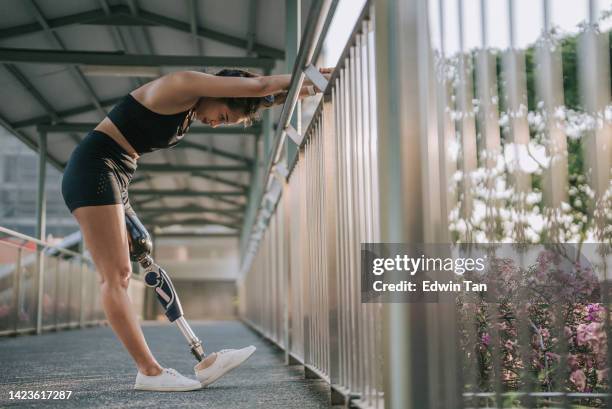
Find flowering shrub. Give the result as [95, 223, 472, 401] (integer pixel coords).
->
[458, 249, 609, 407]
[437, 15, 612, 407]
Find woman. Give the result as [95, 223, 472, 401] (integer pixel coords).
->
[61, 68, 330, 391]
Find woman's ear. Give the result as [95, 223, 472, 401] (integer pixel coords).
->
[262, 94, 275, 107]
[269, 91, 288, 107]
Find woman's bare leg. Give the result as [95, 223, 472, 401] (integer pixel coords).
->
[73, 204, 162, 376]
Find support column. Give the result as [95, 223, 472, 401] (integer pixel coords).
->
[78, 236, 86, 328]
[578, 1, 611, 209]
[285, 0, 301, 168]
[35, 130, 47, 334]
[375, 0, 430, 407]
[536, 0, 568, 209]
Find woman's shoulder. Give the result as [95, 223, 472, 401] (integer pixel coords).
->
[129, 72, 199, 114]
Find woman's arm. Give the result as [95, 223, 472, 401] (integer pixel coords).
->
[269, 85, 319, 107]
[169, 71, 290, 98]
[172, 70, 332, 99]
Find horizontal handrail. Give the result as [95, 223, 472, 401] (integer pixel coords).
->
[0, 226, 87, 260]
[242, 0, 338, 265]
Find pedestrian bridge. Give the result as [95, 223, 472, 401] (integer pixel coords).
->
[1, 0, 611, 408]
[0, 321, 333, 409]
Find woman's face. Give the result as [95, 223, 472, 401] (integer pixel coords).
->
[195, 97, 243, 128]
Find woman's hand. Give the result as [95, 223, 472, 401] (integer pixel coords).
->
[319, 67, 334, 81]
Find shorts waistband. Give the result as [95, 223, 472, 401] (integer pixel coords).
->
[85, 130, 137, 171]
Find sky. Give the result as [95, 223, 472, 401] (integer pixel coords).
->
[322, 0, 612, 63]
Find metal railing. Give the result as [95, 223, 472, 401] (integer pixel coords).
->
[240, 0, 611, 408]
[0, 226, 105, 336]
[240, 3, 383, 408]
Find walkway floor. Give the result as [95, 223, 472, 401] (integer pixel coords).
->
[0, 321, 332, 408]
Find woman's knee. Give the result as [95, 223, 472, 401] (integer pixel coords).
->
[99, 263, 133, 289]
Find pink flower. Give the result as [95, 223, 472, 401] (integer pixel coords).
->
[545, 352, 560, 363]
[576, 322, 605, 355]
[597, 368, 609, 383]
[481, 333, 491, 347]
[568, 354, 580, 370]
[586, 303, 605, 322]
[570, 369, 587, 391]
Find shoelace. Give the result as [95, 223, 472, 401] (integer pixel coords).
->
[164, 368, 179, 377]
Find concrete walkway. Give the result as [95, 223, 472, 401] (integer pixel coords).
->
[0, 321, 332, 408]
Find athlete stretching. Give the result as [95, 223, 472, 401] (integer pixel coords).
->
[61, 68, 330, 391]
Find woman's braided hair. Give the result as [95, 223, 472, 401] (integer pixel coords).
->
[214, 68, 275, 126]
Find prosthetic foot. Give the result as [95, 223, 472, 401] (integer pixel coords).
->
[125, 211, 205, 361]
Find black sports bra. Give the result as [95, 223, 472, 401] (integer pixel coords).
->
[107, 93, 192, 154]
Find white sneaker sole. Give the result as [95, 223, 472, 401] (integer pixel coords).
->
[134, 383, 202, 392]
[198, 347, 256, 387]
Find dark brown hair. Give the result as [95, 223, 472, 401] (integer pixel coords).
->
[214, 68, 274, 126]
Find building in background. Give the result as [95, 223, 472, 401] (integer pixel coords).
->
[0, 127, 78, 239]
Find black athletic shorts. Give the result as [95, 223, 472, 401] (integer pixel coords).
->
[61, 130, 137, 214]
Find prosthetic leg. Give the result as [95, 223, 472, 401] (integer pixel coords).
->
[125, 211, 205, 362]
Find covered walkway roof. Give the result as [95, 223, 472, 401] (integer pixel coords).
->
[0, 0, 310, 238]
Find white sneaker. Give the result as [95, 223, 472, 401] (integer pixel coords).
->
[134, 368, 202, 392]
[194, 345, 256, 387]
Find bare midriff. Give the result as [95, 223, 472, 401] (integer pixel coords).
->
[94, 118, 140, 160]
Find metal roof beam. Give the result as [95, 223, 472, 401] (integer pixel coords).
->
[188, 0, 204, 55]
[25, 0, 106, 117]
[98, 0, 144, 88]
[130, 189, 245, 197]
[4, 63, 81, 144]
[152, 232, 239, 238]
[246, 0, 259, 56]
[178, 140, 253, 165]
[0, 9, 110, 39]
[126, 0, 155, 55]
[126, 172, 248, 192]
[142, 209, 242, 224]
[130, 193, 244, 208]
[137, 164, 249, 173]
[207, 196, 244, 207]
[191, 172, 249, 191]
[0, 115, 65, 171]
[35, 121, 259, 134]
[135, 204, 243, 215]
[143, 212, 242, 225]
[147, 217, 240, 229]
[0, 5, 284, 59]
[13, 97, 121, 129]
[122, 7, 284, 59]
[0, 47, 274, 69]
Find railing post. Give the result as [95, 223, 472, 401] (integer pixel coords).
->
[435, 0, 457, 243]
[456, 0, 477, 222]
[285, 0, 302, 167]
[536, 0, 568, 210]
[12, 246, 23, 334]
[320, 101, 342, 398]
[54, 257, 60, 330]
[35, 129, 47, 335]
[503, 0, 531, 195]
[477, 0, 504, 242]
[375, 0, 432, 407]
[78, 239, 86, 328]
[578, 1, 611, 210]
